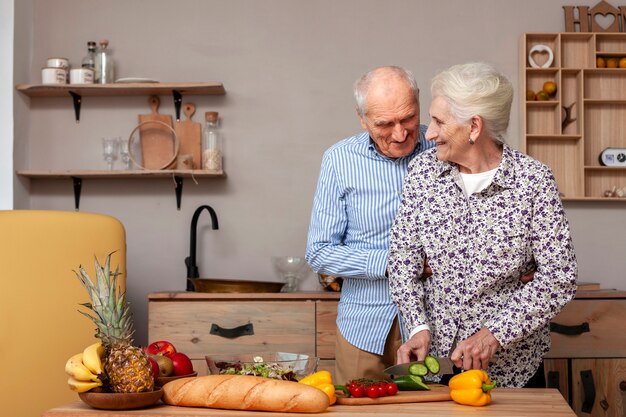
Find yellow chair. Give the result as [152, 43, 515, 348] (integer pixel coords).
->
[0, 210, 126, 417]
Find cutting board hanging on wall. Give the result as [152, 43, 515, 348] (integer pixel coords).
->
[175, 103, 202, 169]
[138, 96, 176, 169]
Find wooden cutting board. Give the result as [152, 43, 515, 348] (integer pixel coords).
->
[336, 384, 451, 405]
[138, 96, 176, 169]
[175, 103, 202, 169]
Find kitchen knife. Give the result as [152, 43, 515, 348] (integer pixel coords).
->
[384, 357, 455, 376]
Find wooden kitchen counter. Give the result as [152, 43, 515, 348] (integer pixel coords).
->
[44, 388, 575, 417]
[148, 291, 342, 301]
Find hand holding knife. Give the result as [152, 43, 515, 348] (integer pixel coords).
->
[390, 327, 500, 376]
[384, 356, 455, 376]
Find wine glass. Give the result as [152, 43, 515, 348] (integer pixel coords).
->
[102, 137, 119, 170]
[271, 256, 307, 292]
[117, 137, 132, 170]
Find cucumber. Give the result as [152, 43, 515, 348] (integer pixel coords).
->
[408, 362, 428, 376]
[392, 375, 431, 391]
[424, 355, 440, 374]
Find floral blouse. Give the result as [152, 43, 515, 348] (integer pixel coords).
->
[388, 145, 578, 387]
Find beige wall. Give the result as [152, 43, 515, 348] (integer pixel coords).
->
[13, 0, 626, 345]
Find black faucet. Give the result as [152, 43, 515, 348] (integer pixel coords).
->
[185, 205, 219, 291]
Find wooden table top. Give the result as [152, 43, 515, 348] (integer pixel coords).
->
[43, 388, 575, 417]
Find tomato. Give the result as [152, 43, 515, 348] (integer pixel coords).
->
[386, 382, 399, 396]
[344, 378, 398, 399]
[349, 385, 364, 398]
[366, 385, 379, 399]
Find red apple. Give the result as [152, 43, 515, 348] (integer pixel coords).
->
[148, 357, 160, 381]
[145, 340, 177, 358]
[170, 352, 194, 376]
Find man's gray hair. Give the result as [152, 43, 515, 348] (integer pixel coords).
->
[354, 66, 420, 117]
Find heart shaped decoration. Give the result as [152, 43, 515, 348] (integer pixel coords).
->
[528, 45, 554, 69]
[530, 50, 550, 67]
[593, 12, 616, 31]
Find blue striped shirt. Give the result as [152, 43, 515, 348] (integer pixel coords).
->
[306, 126, 434, 354]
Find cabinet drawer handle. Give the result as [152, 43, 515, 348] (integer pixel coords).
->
[581, 369, 595, 414]
[549, 321, 590, 335]
[210, 323, 254, 339]
[547, 371, 560, 390]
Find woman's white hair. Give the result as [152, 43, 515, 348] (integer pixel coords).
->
[431, 62, 513, 144]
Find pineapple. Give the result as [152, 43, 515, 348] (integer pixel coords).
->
[75, 254, 154, 393]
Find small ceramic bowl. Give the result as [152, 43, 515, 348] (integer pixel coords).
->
[78, 388, 163, 410]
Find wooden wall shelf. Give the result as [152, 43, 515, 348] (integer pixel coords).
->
[17, 169, 225, 211]
[521, 33, 626, 201]
[15, 82, 225, 97]
[15, 82, 226, 122]
[16, 81, 227, 209]
[16, 169, 225, 179]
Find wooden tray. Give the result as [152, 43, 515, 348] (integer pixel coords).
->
[336, 384, 451, 405]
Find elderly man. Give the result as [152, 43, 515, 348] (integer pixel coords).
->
[306, 66, 434, 383]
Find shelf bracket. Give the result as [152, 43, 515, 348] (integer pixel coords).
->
[172, 90, 183, 121]
[71, 176, 82, 211]
[174, 175, 183, 210]
[69, 91, 82, 123]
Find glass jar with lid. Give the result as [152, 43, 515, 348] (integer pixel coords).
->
[202, 111, 222, 171]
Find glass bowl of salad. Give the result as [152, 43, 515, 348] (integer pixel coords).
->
[205, 352, 319, 381]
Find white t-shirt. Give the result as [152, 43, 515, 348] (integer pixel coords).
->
[459, 166, 499, 195]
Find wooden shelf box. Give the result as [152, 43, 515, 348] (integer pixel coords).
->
[521, 33, 626, 201]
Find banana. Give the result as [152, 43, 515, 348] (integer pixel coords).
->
[67, 377, 102, 393]
[65, 353, 99, 382]
[82, 342, 105, 376]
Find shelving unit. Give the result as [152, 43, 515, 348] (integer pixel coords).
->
[15, 82, 227, 209]
[521, 33, 626, 201]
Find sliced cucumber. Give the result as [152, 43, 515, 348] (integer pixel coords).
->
[392, 374, 431, 391]
[408, 362, 428, 376]
[424, 355, 440, 374]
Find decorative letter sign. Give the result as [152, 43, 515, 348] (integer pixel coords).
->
[564, 0, 626, 32]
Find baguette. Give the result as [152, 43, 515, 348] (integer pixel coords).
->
[162, 374, 330, 413]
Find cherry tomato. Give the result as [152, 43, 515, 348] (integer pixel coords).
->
[377, 383, 387, 397]
[366, 385, 379, 399]
[386, 382, 398, 396]
[349, 385, 364, 398]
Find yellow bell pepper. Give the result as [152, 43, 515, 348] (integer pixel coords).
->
[448, 369, 497, 406]
[299, 370, 336, 405]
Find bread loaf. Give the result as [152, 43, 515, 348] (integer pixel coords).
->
[162, 374, 330, 413]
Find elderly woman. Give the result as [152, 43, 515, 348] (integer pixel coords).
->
[388, 62, 578, 388]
